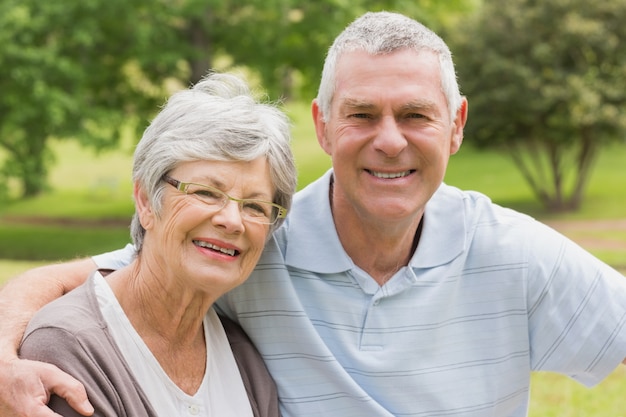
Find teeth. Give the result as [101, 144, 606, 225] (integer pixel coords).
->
[193, 240, 236, 256]
[369, 170, 411, 179]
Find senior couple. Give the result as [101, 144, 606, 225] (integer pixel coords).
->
[2, 11, 626, 417]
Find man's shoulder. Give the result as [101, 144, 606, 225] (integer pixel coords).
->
[434, 183, 535, 226]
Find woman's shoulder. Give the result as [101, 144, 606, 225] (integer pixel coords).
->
[23, 277, 102, 339]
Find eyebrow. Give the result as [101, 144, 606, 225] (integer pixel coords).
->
[400, 99, 440, 115]
[340, 97, 441, 117]
[192, 177, 273, 201]
[340, 98, 376, 110]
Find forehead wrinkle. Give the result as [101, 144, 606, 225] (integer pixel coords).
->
[185, 174, 224, 189]
[340, 97, 376, 110]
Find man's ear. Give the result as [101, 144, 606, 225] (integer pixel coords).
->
[133, 182, 155, 230]
[312, 99, 332, 156]
[450, 97, 468, 155]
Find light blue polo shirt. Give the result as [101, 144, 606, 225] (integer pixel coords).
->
[94, 169, 626, 417]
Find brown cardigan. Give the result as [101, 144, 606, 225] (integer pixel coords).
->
[20, 273, 280, 417]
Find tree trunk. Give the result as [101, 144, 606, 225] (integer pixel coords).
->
[186, 17, 212, 84]
[567, 126, 598, 210]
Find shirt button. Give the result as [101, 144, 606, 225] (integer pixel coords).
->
[188, 405, 200, 415]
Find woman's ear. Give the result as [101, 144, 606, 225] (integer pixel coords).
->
[134, 182, 155, 230]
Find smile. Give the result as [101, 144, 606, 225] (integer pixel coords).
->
[366, 169, 413, 179]
[193, 240, 238, 257]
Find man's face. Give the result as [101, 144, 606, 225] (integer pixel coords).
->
[313, 49, 467, 225]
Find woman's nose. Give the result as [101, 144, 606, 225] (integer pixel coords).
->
[211, 200, 245, 233]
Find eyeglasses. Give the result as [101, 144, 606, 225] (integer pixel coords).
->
[162, 175, 287, 225]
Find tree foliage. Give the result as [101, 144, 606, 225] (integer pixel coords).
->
[453, 0, 626, 211]
[0, 0, 187, 197]
[0, 0, 473, 199]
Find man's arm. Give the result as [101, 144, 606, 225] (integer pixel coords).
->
[0, 258, 97, 417]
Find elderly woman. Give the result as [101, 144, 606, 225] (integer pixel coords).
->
[19, 73, 296, 417]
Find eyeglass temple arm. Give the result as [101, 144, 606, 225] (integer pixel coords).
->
[162, 175, 182, 190]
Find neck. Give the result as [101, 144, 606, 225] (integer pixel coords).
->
[106, 261, 210, 346]
[339, 216, 422, 285]
[105, 262, 211, 394]
[330, 186, 423, 286]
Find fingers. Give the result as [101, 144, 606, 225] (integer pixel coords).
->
[43, 364, 94, 416]
[0, 359, 54, 417]
[0, 359, 94, 417]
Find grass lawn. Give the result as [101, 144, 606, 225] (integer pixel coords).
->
[1, 100, 625, 414]
[529, 367, 626, 417]
[0, 259, 49, 284]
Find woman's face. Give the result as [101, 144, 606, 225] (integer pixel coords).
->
[136, 158, 274, 297]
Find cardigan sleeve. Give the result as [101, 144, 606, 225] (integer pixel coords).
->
[19, 283, 158, 417]
[20, 326, 128, 417]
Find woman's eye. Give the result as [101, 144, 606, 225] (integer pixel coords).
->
[193, 189, 221, 200]
[243, 201, 270, 217]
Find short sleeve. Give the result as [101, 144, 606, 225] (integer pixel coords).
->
[527, 226, 626, 386]
[92, 244, 136, 270]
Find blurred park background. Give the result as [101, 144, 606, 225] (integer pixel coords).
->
[1, 0, 625, 415]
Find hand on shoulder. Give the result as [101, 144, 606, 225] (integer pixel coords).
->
[0, 358, 93, 417]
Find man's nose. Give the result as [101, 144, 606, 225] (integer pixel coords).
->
[373, 116, 407, 157]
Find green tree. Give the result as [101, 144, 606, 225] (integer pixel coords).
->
[0, 0, 185, 198]
[454, 0, 626, 211]
[224, 0, 476, 99]
[0, 0, 475, 199]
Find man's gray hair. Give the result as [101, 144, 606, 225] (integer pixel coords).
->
[316, 11, 463, 121]
[130, 72, 297, 250]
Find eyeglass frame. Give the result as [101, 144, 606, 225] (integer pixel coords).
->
[161, 175, 287, 225]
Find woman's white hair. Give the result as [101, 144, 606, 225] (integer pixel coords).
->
[130, 72, 297, 250]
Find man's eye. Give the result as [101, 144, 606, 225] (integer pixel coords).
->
[406, 113, 426, 119]
[350, 113, 371, 119]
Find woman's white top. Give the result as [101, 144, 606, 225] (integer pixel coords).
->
[93, 271, 253, 417]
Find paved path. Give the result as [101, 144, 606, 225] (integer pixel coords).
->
[545, 218, 626, 272]
[545, 218, 626, 250]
